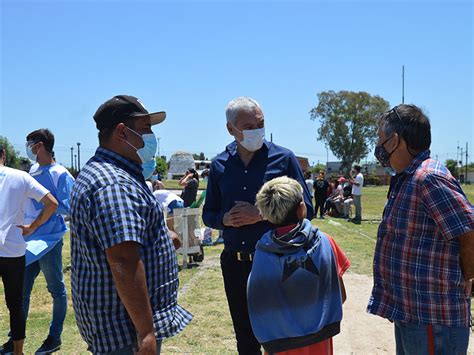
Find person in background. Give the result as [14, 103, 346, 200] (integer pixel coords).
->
[367, 104, 474, 354]
[314, 170, 329, 219]
[324, 177, 345, 217]
[248, 176, 349, 355]
[304, 171, 314, 209]
[0, 144, 58, 355]
[202, 96, 313, 354]
[151, 181, 183, 250]
[16, 129, 74, 355]
[345, 165, 363, 224]
[179, 168, 199, 207]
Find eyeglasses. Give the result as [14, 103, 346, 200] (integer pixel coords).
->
[26, 140, 40, 148]
[389, 106, 403, 125]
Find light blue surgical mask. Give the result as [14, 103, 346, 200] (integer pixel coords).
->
[125, 127, 158, 163]
[142, 158, 157, 180]
[151, 174, 158, 182]
[25, 142, 38, 162]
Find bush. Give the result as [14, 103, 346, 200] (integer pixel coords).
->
[365, 174, 381, 186]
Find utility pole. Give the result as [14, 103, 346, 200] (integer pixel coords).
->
[70, 147, 74, 169]
[74, 154, 77, 171]
[460, 147, 464, 183]
[156, 137, 161, 158]
[77, 142, 81, 172]
[270, 133, 273, 143]
[326, 145, 329, 167]
[466, 142, 468, 184]
[457, 141, 460, 178]
[402, 65, 405, 104]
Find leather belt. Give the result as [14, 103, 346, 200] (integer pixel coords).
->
[227, 250, 254, 262]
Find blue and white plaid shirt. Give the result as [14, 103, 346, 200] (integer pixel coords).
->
[70, 147, 192, 354]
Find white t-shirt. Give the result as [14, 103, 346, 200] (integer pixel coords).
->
[305, 179, 314, 197]
[352, 173, 364, 196]
[0, 166, 49, 257]
[153, 190, 183, 214]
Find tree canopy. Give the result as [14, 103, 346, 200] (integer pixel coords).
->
[0, 136, 26, 169]
[310, 90, 390, 171]
[155, 157, 168, 177]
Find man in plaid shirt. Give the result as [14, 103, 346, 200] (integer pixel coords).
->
[367, 104, 474, 354]
[70, 95, 191, 354]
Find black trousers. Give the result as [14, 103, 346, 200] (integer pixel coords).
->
[0, 255, 26, 341]
[220, 250, 261, 355]
[315, 196, 326, 217]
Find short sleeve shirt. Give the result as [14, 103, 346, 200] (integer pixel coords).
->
[0, 166, 49, 257]
[367, 150, 474, 327]
[70, 148, 192, 354]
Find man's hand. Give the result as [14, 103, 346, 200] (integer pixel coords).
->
[135, 331, 156, 355]
[17, 224, 36, 237]
[459, 230, 474, 281]
[222, 201, 262, 227]
[168, 230, 182, 250]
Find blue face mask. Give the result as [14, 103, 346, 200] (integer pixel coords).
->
[25, 142, 38, 162]
[141, 158, 157, 180]
[125, 127, 158, 163]
[151, 174, 158, 182]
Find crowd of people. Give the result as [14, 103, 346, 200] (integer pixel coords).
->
[0, 95, 473, 355]
[309, 165, 364, 224]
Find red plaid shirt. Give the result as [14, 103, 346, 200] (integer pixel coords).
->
[368, 150, 474, 327]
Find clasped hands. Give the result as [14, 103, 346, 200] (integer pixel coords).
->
[223, 201, 262, 227]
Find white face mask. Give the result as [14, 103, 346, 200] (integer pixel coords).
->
[232, 125, 265, 152]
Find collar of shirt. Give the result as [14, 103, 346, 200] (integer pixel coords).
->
[401, 149, 431, 175]
[95, 147, 144, 181]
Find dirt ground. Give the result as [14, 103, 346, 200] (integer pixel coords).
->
[334, 273, 474, 354]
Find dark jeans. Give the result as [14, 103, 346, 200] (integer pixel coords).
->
[315, 196, 326, 217]
[220, 250, 261, 355]
[0, 255, 26, 341]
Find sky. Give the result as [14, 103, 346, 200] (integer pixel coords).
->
[1, 0, 472, 169]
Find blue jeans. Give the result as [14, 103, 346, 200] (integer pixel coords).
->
[394, 321, 469, 355]
[108, 340, 162, 354]
[23, 240, 67, 340]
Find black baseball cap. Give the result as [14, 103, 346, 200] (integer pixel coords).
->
[93, 95, 166, 130]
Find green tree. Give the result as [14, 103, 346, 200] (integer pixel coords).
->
[155, 157, 168, 177]
[445, 159, 458, 178]
[0, 136, 25, 168]
[310, 90, 390, 172]
[193, 152, 206, 160]
[310, 163, 326, 174]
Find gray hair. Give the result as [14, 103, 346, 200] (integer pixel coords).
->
[256, 176, 303, 226]
[225, 96, 262, 125]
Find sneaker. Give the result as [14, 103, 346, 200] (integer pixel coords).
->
[35, 336, 61, 354]
[351, 219, 361, 225]
[0, 339, 13, 354]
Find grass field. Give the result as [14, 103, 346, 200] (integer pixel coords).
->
[1, 185, 472, 353]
